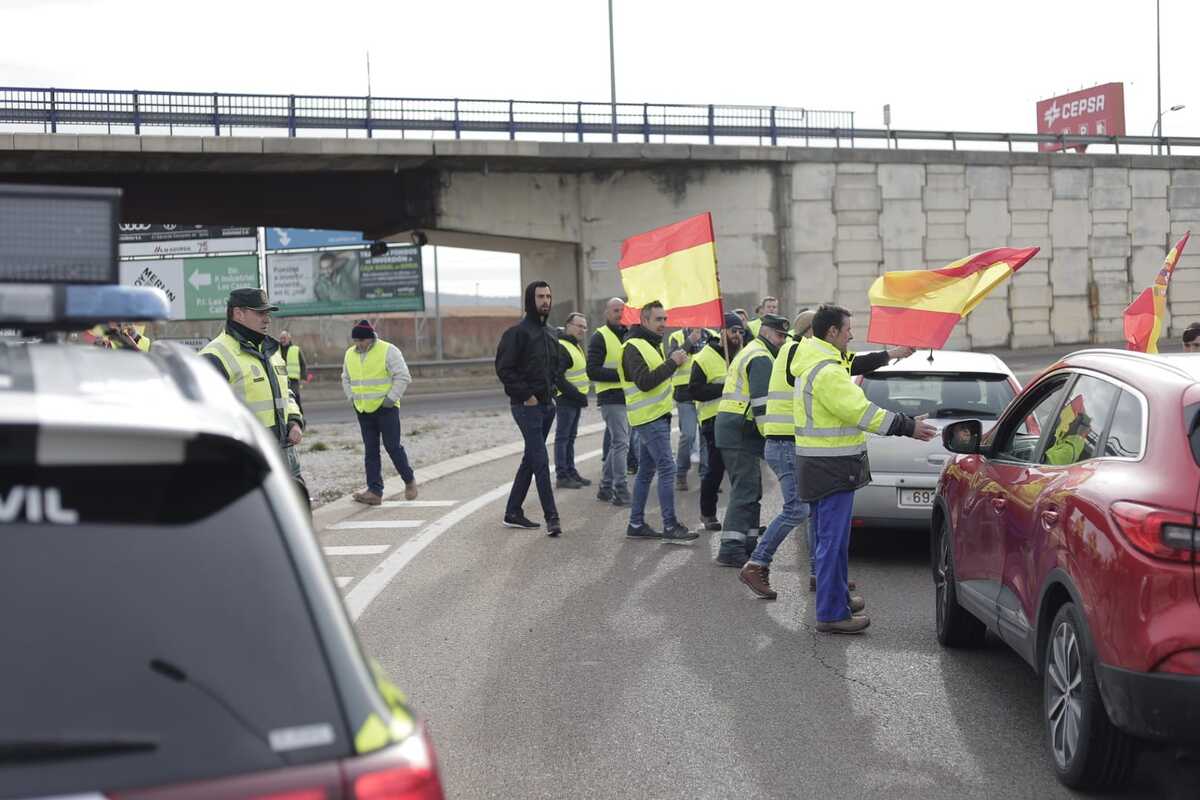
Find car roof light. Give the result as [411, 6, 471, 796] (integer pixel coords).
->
[0, 284, 168, 329]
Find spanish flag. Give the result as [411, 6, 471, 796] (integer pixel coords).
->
[618, 213, 724, 327]
[867, 247, 1040, 349]
[1123, 231, 1190, 354]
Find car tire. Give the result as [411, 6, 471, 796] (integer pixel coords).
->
[934, 516, 987, 648]
[1043, 602, 1136, 790]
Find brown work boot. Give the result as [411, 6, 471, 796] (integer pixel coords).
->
[404, 480, 418, 501]
[739, 563, 777, 600]
[850, 594, 866, 613]
[816, 615, 871, 635]
[809, 576, 857, 592]
[353, 490, 382, 506]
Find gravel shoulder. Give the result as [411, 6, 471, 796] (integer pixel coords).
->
[300, 405, 603, 507]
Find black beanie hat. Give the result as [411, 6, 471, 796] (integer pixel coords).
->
[351, 319, 376, 340]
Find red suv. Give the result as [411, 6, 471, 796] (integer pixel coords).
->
[933, 349, 1200, 791]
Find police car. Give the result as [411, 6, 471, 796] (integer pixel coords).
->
[0, 185, 444, 799]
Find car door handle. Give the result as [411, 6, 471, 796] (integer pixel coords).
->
[1040, 509, 1060, 529]
[991, 497, 1007, 513]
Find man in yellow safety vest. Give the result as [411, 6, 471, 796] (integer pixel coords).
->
[687, 312, 745, 531]
[587, 297, 632, 506]
[279, 329, 307, 414]
[341, 319, 418, 506]
[553, 312, 591, 489]
[666, 326, 710, 491]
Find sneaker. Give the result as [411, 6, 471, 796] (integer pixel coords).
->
[674, 475, 688, 492]
[699, 515, 721, 531]
[739, 563, 777, 600]
[546, 517, 562, 537]
[660, 522, 698, 545]
[849, 594, 866, 613]
[815, 615, 871, 635]
[404, 480, 418, 501]
[555, 476, 584, 489]
[353, 490, 382, 506]
[715, 540, 749, 567]
[596, 487, 613, 502]
[611, 490, 631, 508]
[502, 513, 540, 530]
[626, 522, 661, 540]
[809, 576, 857, 592]
[570, 472, 592, 487]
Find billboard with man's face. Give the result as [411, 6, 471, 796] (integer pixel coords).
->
[266, 245, 424, 317]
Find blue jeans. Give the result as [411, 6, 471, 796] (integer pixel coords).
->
[812, 489, 856, 623]
[356, 406, 415, 496]
[505, 403, 558, 519]
[750, 439, 811, 566]
[629, 416, 677, 529]
[675, 400, 708, 479]
[599, 404, 630, 493]
[554, 403, 582, 477]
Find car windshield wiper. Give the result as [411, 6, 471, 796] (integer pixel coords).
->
[933, 408, 997, 419]
[0, 735, 158, 764]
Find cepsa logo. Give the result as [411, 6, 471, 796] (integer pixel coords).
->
[1043, 94, 1107, 128]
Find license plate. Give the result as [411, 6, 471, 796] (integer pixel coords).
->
[898, 488, 935, 507]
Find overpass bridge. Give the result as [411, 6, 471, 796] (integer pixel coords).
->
[4, 86, 1200, 348]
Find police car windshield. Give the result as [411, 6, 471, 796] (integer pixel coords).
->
[0, 461, 349, 796]
[860, 372, 1015, 419]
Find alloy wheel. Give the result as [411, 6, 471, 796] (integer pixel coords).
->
[1046, 621, 1084, 769]
[935, 527, 950, 631]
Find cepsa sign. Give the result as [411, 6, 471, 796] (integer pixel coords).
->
[1036, 82, 1126, 152]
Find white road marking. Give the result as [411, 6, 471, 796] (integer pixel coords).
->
[344, 448, 603, 621]
[329, 520, 425, 530]
[323, 545, 390, 556]
[380, 500, 458, 508]
[335, 577, 354, 588]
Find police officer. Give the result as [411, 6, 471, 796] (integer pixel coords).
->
[666, 325, 709, 491]
[714, 313, 790, 567]
[200, 288, 305, 483]
[689, 313, 744, 531]
[279, 329, 307, 414]
[792, 304, 935, 634]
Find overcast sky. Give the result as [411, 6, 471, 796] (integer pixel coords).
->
[4, 0, 1197, 295]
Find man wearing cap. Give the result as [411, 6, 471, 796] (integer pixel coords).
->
[342, 319, 418, 505]
[714, 312, 791, 567]
[200, 289, 305, 484]
[689, 313, 744, 531]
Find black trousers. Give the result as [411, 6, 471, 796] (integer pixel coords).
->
[699, 420, 726, 518]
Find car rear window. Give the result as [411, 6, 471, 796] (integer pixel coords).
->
[1103, 390, 1143, 458]
[0, 457, 349, 797]
[861, 372, 1016, 419]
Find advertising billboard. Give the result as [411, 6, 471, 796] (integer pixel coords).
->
[265, 227, 369, 251]
[1036, 83, 1126, 152]
[119, 224, 258, 257]
[119, 254, 260, 320]
[266, 245, 424, 317]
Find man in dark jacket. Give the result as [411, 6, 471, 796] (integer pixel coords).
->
[587, 297, 632, 506]
[553, 312, 590, 489]
[689, 314, 744, 531]
[495, 281, 561, 536]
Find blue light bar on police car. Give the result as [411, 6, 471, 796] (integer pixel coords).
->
[0, 285, 169, 326]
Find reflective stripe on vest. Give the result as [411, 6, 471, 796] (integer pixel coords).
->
[344, 340, 394, 414]
[761, 338, 800, 436]
[618, 337, 673, 427]
[593, 326, 625, 395]
[200, 332, 287, 430]
[693, 345, 727, 424]
[791, 337, 895, 457]
[717, 338, 769, 417]
[555, 339, 589, 397]
[285, 345, 302, 380]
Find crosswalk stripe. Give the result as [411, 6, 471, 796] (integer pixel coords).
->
[380, 500, 457, 508]
[335, 577, 354, 588]
[329, 520, 425, 530]
[323, 545, 390, 556]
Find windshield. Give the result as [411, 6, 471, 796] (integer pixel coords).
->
[860, 371, 1016, 419]
[0, 461, 348, 797]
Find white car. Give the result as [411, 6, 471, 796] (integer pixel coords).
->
[851, 350, 1021, 529]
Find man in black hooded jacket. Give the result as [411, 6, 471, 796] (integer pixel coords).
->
[495, 281, 562, 536]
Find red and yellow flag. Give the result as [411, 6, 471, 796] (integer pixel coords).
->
[618, 213, 723, 327]
[867, 247, 1040, 349]
[1123, 231, 1190, 354]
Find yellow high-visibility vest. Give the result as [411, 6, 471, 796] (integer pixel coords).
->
[285, 345, 303, 381]
[790, 337, 893, 457]
[717, 338, 770, 418]
[618, 337, 673, 427]
[344, 340, 396, 414]
[593, 326, 625, 395]
[692, 344, 727, 424]
[200, 331, 298, 432]
[556, 339, 589, 397]
[762, 338, 800, 437]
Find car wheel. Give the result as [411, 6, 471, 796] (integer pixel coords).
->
[934, 517, 987, 648]
[1043, 602, 1136, 790]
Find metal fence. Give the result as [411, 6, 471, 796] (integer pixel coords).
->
[0, 86, 854, 145]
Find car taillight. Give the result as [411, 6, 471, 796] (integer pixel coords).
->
[344, 727, 444, 800]
[1155, 649, 1200, 676]
[1110, 501, 1198, 563]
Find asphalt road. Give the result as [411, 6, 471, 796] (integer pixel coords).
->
[319, 425, 1200, 799]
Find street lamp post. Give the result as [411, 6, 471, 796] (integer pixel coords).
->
[608, 0, 617, 142]
[1156, 0, 1162, 154]
[1153, 105, 1186, 154]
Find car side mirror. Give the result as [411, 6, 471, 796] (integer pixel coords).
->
[943, 419, 983, 455]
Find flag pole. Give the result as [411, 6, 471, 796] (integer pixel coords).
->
[707, 213, 731, 369]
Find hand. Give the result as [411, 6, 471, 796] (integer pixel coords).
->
[669, 349, 688, 366]
[911, 414, 937, 441]
[687, 329, 703, 344]
[381, 398, 396, 408]
[287, 423, 303, 445]
[888, 346, 916, 360]
[523, 396, 538, 406]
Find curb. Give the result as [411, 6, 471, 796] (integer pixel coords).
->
[311, 421, 607, 531]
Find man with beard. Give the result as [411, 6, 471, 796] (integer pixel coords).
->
[587, 297, 632, 507]
[688, 313, 744, 531]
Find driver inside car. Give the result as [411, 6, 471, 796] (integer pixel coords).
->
[1044, 411, 1092, 466]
